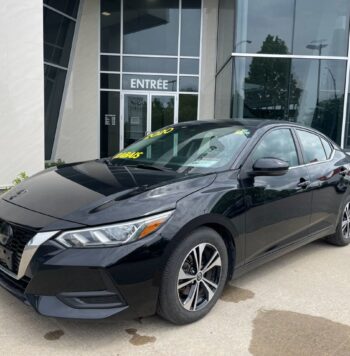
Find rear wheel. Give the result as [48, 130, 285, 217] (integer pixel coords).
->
[327, 201, 350, 246]
[157, 227, 229, 325]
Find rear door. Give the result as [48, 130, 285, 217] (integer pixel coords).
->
[295, 129, 349, 235]
[241, 127, 312, 262]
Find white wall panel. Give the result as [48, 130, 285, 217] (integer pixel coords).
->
[0, 0, 44, 188]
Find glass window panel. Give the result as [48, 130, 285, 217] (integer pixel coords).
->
[100, 91, 120, 157]
[101, 73, 120, 90]
[123, 0, 179, 55]
[252, 129, 299, 167]
[123, 57, 177, 74]
[294, 0, 350, 57]
[232, 57, 290, 119]
[297, 130, 327, 163]
[44, 0, 80, 18]
[101, 55, 120, 72]
[320, 137, 332, 159]
[101, 0, 121, 53]
[151, 96, 175, 131]
[180, 59, 199, 75]
[44, 65, 67, 160]
[179, 76, 199, 92]
[179, 94, 198, 122]
[290, 59, 346, 144]
[230, 57, 346, 144]
[123, 75, 178, 92]
[124, 94, 148, 147]
[217, 0, 235, 70]
[44, 8, 76, 67]
[181, 0, 201, 56]
[234, 0, 294, 54]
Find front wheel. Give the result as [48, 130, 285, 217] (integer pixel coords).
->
[157, 227, 229, 325]
[326, 201, 350, 246]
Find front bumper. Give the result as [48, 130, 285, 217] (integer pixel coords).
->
[0, 234, 166, 319]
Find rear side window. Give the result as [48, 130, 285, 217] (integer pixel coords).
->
[297, 130, 326, 163]
[252, 128, 299, 167]
[320, 137, 333, 159]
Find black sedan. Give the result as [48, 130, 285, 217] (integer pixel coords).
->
[0, 120, 349, 324]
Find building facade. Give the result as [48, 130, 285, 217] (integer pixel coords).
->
[1, 0, 350, 187]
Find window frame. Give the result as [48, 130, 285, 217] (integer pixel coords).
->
[294, 128, 335, 165]
[245, 127, 302, 170]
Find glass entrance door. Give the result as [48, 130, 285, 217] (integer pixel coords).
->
[124, 94, 147, 147]
[122, 93, 176, 149]
[151, 95, 175, 131]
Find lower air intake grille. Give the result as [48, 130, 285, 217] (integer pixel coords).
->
[0, 221, 37, 275]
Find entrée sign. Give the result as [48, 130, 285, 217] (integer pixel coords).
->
[130, 78, 169, 91]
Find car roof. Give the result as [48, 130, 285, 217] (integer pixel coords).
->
[176, 118, 304, 130]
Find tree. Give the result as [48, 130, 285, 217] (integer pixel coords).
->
[245, 35, 301, 119]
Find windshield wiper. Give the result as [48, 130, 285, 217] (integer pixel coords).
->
[129, 164, 174, 173]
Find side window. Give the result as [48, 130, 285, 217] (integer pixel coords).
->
[252, 129, 299, 167]
[320, 137, 333, 159]
[297, 130, 327, 163]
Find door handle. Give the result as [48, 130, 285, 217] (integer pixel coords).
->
[297, 179, 310, 189]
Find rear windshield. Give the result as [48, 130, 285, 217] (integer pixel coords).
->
[112, 124, 254, 174]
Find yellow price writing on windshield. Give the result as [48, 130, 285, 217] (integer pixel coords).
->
[113, 152, 144, 159]
[144, 127, 174, 140]
[234, 129, 250, 136]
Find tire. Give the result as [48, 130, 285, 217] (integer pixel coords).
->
[326, 201, 350, 246]
[157, 227, 229, 325]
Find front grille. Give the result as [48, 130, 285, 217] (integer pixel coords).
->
[0, 220, 37, 275]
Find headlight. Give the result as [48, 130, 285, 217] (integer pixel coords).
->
[56, 211, 173, 248]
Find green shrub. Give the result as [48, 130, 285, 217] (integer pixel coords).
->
[45, 159, 66, 169]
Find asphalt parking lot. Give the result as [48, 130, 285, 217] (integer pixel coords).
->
[0, 240, 349, 356]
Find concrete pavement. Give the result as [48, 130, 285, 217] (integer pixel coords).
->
[0, 240, 349, 356]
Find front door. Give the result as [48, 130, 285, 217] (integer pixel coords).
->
[240, 127, 313, 263]
[121, 92, 177, 149]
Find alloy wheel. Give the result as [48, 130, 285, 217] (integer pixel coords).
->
[177, 243, 222, 312]
[342, 202, 350, 240]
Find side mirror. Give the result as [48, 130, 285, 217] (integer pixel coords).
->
[251, 158, 289, 177]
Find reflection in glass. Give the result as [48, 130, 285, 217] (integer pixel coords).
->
[179, 94, 198, 122]
[101, 73, 120, 89]
[44, 65, 67, 160]
[294, 0, 350, 56]
[181, 0, 201, 56]
[44, 0, 80, 18]
[180, 59, 199, 75]
[101, 0, 121, 53]
[230, 57, 346, 143]
[44, 8, 76, 67]
[124, 95, 148, 147]
[100, 91, 120, 157]
[233, 0, 350, 56]
[101, 55, 120, 72]
[151, 96, 175, 131]
[123, 0, 179, 55]
[234, 0, 294, 54]
[123, 57, 177, 74]
[179, 77, 199, 92]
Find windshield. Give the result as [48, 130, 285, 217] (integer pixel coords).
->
[111, 123, 254, 174]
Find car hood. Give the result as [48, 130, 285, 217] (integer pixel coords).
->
[2, 160, 216, 226]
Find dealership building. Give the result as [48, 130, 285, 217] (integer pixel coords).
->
[1, 0, 350, 187]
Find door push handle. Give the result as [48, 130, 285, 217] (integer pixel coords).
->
[297, 179, 310, 189]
